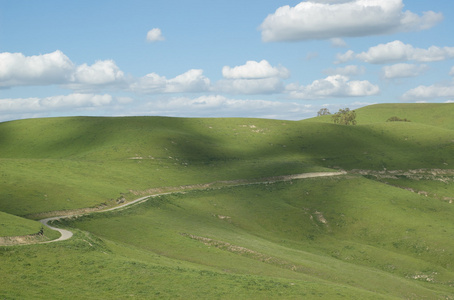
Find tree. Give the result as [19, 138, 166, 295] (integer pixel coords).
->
[317, 108, 331, 117]
[332, 108, 357, 125]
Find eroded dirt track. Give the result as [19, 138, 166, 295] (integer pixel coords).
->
[3, 171, 347, 246]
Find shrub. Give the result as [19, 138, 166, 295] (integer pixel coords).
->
[387, 116, 411, 122]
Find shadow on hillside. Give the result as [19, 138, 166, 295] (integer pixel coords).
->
[168, 119, 454, 172]
[1, 115, 452, 170]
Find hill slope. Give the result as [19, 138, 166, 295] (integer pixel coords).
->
[1, 103, 453, 298]
[0, 103, 452, 216]
[309, 103, 454, 129]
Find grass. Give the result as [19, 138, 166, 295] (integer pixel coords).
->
[2, 175, 452, 298]
[0, 211, 60, 244]
[0, 236, 392, 299]
[311, 103, 454, 129]
[1, 103, 454, 298]
[1, 106, 453, 216]
[0, 211, 42, 237]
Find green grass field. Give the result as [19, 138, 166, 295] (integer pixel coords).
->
[1, 103, 453, 298]
[0, 211, 42, 237]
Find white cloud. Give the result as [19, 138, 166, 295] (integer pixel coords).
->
[382, 63, 428, 79]
[311, 0, 353, 4]
[330, 38, 347, 48]
[0, 50, 74, 87]
[140, 95, 314, 119]
[402, 82, 454, 100]
[131, 69, 210, 94]
[335, 50, 355, 64]
[400, 10, 443, 31]
[66, 60, 126, 92]
[146, 28, 165, 42]
[0, 51, 126, 91]
[130, 73, 166, 93]
[216, 77, 284, 95]
[71, 60, 125, 85]
[286, 75, 379, 99]
[260, 0, 443, 42]
[217, 60, 289, 94]
[354, 40, 454, 64]
[402, 66, 454, 100]
[323, 65, 365, 76]
[0, 93, 113, 113]
[166, 69, 210, 92]
[222, 60, 290, 79]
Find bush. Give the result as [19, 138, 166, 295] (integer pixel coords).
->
[387, 116, 411, 122]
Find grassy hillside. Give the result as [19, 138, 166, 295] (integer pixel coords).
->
[0, 234, 393, 299]
[1, 103, 454, 298]
[1, 175, 453, 298]
[0, 211, 42, 237]
[66, 176, 453, 298]
[355, 103, 454, 128]
[1, 104, 452, 216]
[310, 103, 454, 128]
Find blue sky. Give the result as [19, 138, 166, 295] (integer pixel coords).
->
[1, 0, 453, 121]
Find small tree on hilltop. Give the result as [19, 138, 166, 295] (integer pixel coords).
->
[332, 108, 357, 125]
[317, 108, 331, 117]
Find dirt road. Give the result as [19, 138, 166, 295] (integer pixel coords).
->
[12, 171, 348, 245]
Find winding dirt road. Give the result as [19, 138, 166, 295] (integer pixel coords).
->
[28, 171, 347, 245]
[39, 217, 74, 243]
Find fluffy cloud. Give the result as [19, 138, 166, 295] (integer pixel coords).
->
[323, 65, 365, 76]
[146, 28, 165, 42]
[286, 75, 379, 99]
[0, 93, 113, 113]
[66, 60, 126, 91]
[330, 38, 347, 48]
[0, 50, 126, 91]
[222, 60, 289, 79]
[382, 63, 428, 79]
[260, 0, 443, 42]
[353, 40, 454, 64]
[216, 77, 285, 95]
[312, 0, 353, 4]
[140, 95, 314, 119]
[0, 50, 74, 87]
[402, 66, 454, 100]
[216, 60, 288, 94]
[71, 60, 125, 85]
[402, 83, 454, 100]
[335, 50, 356, 64]
[131, 69, 210, 94]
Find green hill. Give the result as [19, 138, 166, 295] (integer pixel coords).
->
[1, 104, 452, 216]
[0, 211, 42, 237]
[310, 103, 454, 129]
[1, 103, 453, 298]
[356, 103, 454, 128]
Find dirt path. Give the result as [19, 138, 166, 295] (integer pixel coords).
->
[39, 217, 74, 243]
[5, 171, 347, 246]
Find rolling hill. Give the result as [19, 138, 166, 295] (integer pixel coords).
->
[1, 103, 453, 299]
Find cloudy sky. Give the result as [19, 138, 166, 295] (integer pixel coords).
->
[1, 0, 453, 122]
